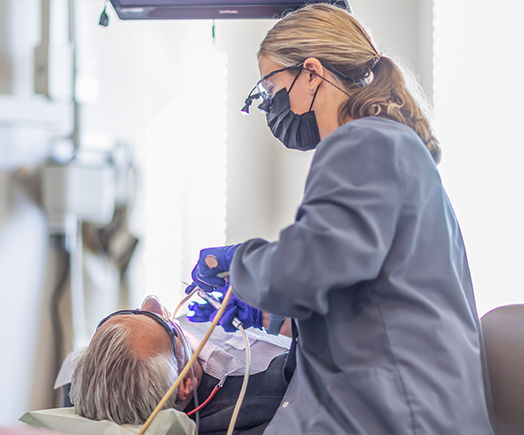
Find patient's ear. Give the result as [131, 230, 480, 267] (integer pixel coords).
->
[177, 375, 198, 401]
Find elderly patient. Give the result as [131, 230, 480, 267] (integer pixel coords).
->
[67, 295, 289, 435]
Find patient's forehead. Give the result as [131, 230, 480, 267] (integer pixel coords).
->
[98, 315, 173, 358]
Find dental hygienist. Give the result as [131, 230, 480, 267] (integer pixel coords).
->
[186, 4, 496, 434]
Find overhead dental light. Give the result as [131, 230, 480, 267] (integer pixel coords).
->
[108, 0, 351, 20]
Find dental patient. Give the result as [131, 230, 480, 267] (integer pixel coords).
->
[66, 295, 290, 435]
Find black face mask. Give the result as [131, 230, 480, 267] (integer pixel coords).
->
[266, 87, 321, 151]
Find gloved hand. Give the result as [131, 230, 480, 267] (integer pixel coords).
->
[212, 286, 263, 333]
[185, 284, 237, 323]
[186, 284, 263, 333]
[184, 282, 197, 295]
[186, 299, 217, 323]
[187, 244, 241, 293]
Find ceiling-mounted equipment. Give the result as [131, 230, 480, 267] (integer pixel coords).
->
[108, 0, 351, 20]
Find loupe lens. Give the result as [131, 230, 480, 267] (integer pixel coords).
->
[257, 79, 276, 99]
[257, 99, 271, 114]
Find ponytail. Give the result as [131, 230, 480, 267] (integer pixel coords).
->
[259, 3, 442, 164]
[338, 56, 441, 164]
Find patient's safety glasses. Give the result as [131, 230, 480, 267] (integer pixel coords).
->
[241, 63, 303, 115]
[96, 308, 180, 360]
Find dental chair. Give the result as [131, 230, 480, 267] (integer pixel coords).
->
[481, 304, 524, 435]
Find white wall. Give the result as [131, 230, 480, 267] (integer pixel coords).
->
[215, 19, 313, 244]
[434, 0, 524, 316]
[351, 0, 434, 102]
[0, 0, 64, 423]
[75, 4, 231, 310]
[220, 0, 436, 245]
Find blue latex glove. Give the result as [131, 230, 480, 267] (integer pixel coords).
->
[186, 299, 216, 323]
[184, 282, 197, 295]
[185, 284, 236, 323]
[211, 286, 263, 333]
[186, 284, 263, 333]
[188, 244, 241, 293]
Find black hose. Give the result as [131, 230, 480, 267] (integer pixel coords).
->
[50, 236, 71, 405]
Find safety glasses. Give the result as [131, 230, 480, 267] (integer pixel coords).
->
[241, 61, 355, 115]
[241, 63, 303, 115]
[96, 308, 180, 360]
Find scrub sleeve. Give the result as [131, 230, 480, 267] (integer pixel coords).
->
[231, 117, 496, 435]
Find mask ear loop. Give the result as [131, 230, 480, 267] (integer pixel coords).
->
[287, 67, 303, 94]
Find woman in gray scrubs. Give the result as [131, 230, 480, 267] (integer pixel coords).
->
[187, 4, 496, 434]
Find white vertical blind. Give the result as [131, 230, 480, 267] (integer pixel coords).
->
[434, 0, 524, 316]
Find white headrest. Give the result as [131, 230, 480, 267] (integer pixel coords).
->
[20, 407, 197, 435]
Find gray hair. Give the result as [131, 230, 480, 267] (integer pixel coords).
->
[69, 322, 182, 425]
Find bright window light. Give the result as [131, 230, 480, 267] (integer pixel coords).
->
[434, 0, 524, 316]
[142, 48, 228, 311]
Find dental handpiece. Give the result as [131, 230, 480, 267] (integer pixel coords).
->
[197, 290, 242, 330]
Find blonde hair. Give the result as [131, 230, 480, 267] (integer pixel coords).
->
[258, 4, 441, 164]
[70, 323, 181, 425]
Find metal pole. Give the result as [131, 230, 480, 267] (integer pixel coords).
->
[68, 0, 80, 151]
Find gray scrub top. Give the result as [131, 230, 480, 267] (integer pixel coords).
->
[231, 117, 496, 435]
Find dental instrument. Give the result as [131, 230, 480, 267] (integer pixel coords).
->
[197, 290, 242, 330]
